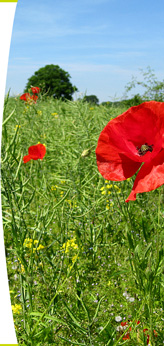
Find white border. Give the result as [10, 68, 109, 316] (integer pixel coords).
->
[0, 2, 18, 343]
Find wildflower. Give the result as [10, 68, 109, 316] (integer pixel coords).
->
[96, 101, 164, 202]
[122, 333, 130, 340]
[23, 143, 46, 163]
[20, 93, 31, 101]
[31, 94, 38, 102]
[35, 244, 44, 251]
[23, 238, 33, 248]
[143, 328, 158, 345]
[62, 238, 78, 253]
[15, 125, 21, 131]
[31, 86, 40, 94]
[11, 304, 22, 314]
[115, 315, 122, 322]
[20, 92, 38, 103]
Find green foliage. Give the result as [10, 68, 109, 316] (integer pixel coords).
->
[24, 64, 78, 100]
[1, 95, 164, 345]
[83, 94, 99, 105]
[125, 66, 164, 102]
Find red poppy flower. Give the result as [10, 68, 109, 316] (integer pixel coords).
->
[23, 143, 46, 163]
[31, 86, 40, 94]
[143, 329, 157, 344]
[20, 93, 38, 103]
[122, 333, 130, 340]
[20, 93, 31, 101]
[136, 320, 141, 324]
[96, 101, 164, 202]
[121, 321, 128, 327]
[31, 94, 38, 101]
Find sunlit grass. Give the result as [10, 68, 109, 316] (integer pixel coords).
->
[1, 95, 164, 345]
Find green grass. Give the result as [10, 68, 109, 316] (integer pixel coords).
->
[1, 94, 164, 345]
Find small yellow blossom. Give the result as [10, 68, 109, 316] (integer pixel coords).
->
[62, 237, 78, 253]
[106, 184, 112, 189]
[51, 185, 58, 191]
[114, 185, 121, 193]
[14, 125, 21, 131]
[37, 110, 42, 116]
[12, 304, 22, 315]
[23, 238, 33, 248]
[36, 244, 44, 251]
[51, 112, 58, 118]
[101, 190, 106, 195]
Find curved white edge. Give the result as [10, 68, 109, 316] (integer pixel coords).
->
[0, 2, 18, 344]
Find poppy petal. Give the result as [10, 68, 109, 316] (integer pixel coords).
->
[126, 149, 164, 202]
[20, 93, 31, 101]
[31, 87, 40, 94]
[23, 144, 46, 163]
[96, 129, 141, 180]
[23, 155, 32, 163]
[28, 143, 46, 160]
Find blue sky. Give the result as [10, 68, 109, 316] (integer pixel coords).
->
[5, 0, 164, 103]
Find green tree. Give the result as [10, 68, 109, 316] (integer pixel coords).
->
[24, 64, 78, 100]
[83, 95, 99, 105]
[125, 66, 164, 101]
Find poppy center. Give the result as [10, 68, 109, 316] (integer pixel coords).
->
[136, 143, 153, 156]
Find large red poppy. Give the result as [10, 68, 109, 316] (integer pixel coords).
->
[23, 143, 46, 163]
[31, 86, 40, 94]
[96, 101, 164, 202]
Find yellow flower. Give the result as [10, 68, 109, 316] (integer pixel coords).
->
[23, 238, 33, 248]
[36, 244, 44, 251]
[106, 184, 112, 189]
[12, 304, 22, 315]
[37, 110, 42, 116]
[14, 125, 21, 131]
[51, 111, 59, 118]
[51, 185, 58, 190]
[62, 237, 78, 253]
[101, 190, 106, 195]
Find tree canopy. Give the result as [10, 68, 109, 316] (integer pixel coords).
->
[24, 64, 78, 100]
[83, 95, 99, 105]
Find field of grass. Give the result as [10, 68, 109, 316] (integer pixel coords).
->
[1, 94, 164, 345]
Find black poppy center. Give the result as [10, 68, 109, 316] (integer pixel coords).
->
[136, 143, 153, 156]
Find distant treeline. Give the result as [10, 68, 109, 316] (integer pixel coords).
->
[101, 94, 144, 108]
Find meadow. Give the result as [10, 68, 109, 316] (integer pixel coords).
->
[1, 94, 164, 345]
